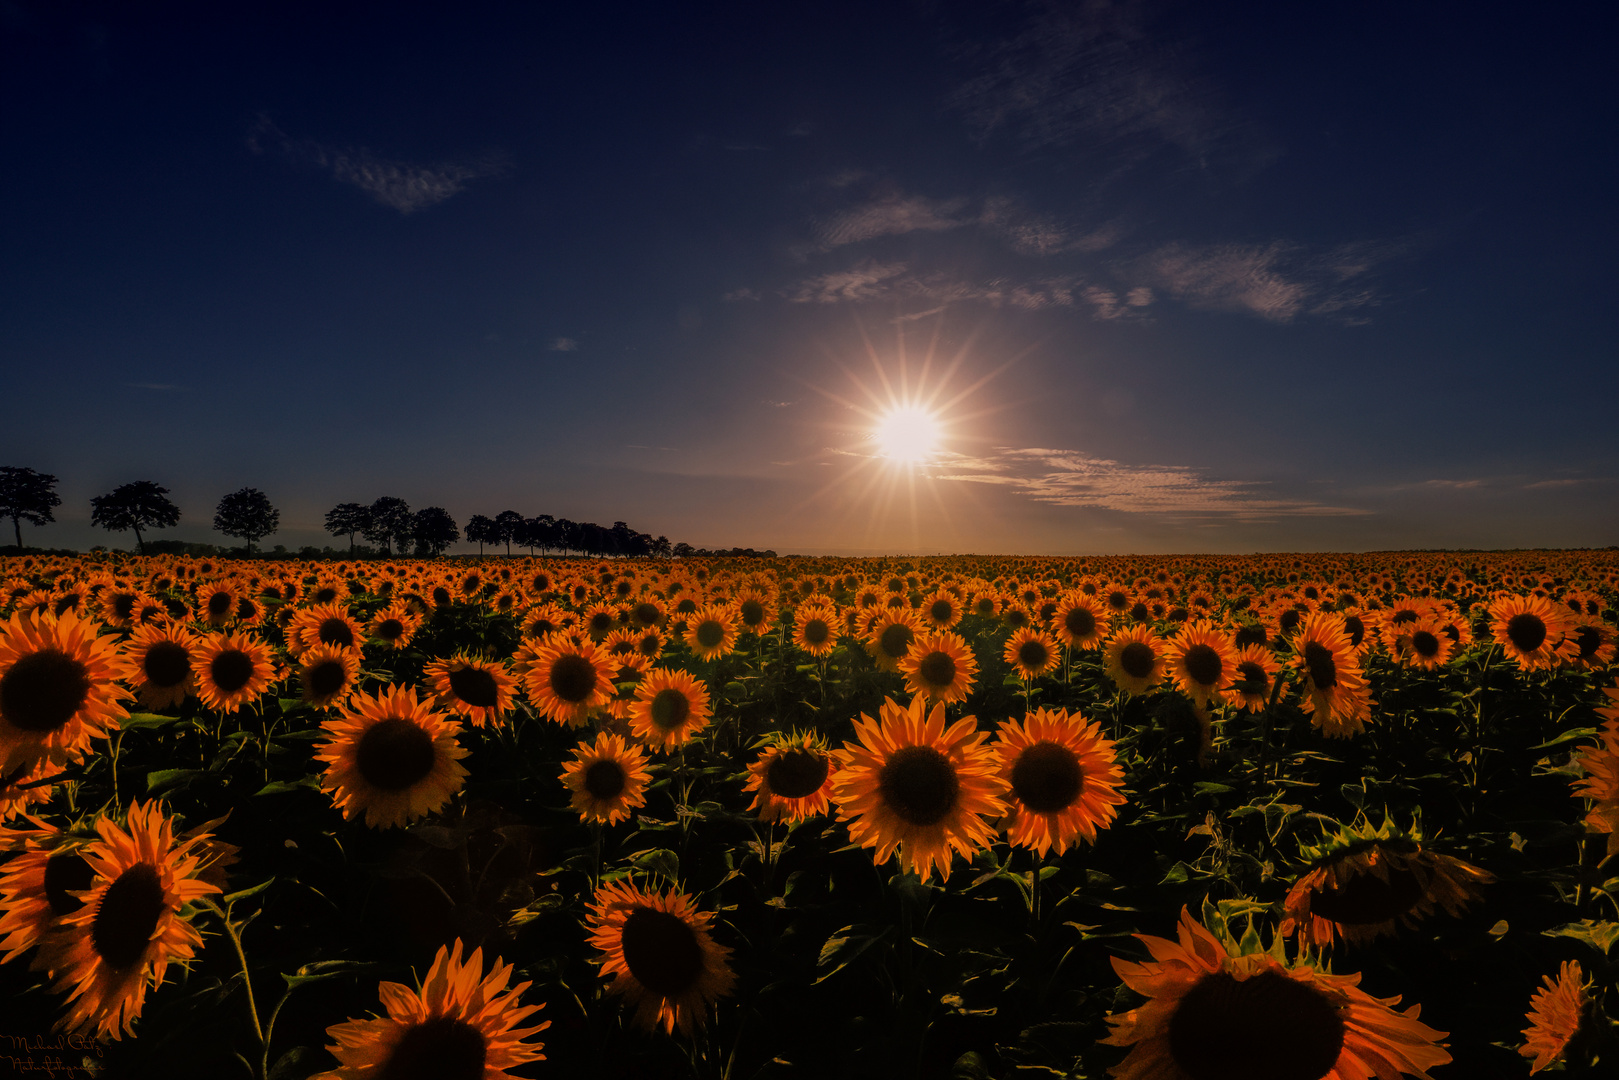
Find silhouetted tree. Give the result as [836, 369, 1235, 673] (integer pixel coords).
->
[465, 515, 499, 556]
[519, 514, 556, 554]
[650, 535, 672, 558]
[493, 510, 525, 557]
[363, 497, 413, 555]
[0, 467, 61, 550]
[324, 503, 372, 553]
[412, 507, 460, 556]
[213, 488, 279, 554]
[553, 518, 579, 554]
[673, 542, 695, 558]
[90, 481, 180, 554]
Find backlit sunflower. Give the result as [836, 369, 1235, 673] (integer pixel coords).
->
[744, 732, 835, 823]
[864, 608, 922, 674]
[1054, 592, 1108, 650]
[1389, 615, 1454, 671]
[582, 602, 619, 642]
[560, 731, 652, 825]
[286, 602, 365, 658]
[0, 609, 131, 775]
[424, 654, 516, 728]
[898, 630, 978, 705]
[123, 622, 197, 711]
[298, 645, 363, 710]
[830, 696, 1007, 883]
[682, 604, 739, 662]
[521, 639, 615, 728]
[1229, 644, 1282, 713]
[1102, 903, 1451, 1080]
[97, 588, 152, 630]
[0, 760, 55, 821]
[1562, 619, 1617, 670]
[196, 583, 239, 628]
[1292, 611, 1373, 738]
[790, 600, 840, 659]
[1103, 624, 1167, 698]
[629, 668, 713, 752]
[733, 590, 774, 637]
[365, 603, 422, 650]
[36, 801, 221, 1040]
[1003, 627, 1061, 682]
[1520, 960, 1591, 1075]
[0, 817, 95, 964]
[315, 683, 469, 830]
[193, 632, 276, 714]
[586, 879, 736, 1036]
[1572, 699, 1619, 856]
[1160, 621, 1239, 708]
[315, 938, 548, 1080]
[920, 590, 963, 630]
[519, 603, 570, 642]
[993, 708, 1124, 856]
[1488, 593, 1571, 671]
[1279, 814, 1493, 949]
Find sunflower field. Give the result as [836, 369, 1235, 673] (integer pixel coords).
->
[1, 550, 1617, 1079]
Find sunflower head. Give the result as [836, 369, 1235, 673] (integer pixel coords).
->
[560, 731, 652, 825]
[745, 731, 836, 823]
[898, 630, 978, 705]
[587, 880, 736, 1036]
[993, 708, 1125, 856]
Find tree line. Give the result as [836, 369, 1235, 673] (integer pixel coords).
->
[0, 466, 682, 558]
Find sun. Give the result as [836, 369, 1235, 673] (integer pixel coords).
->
[873, 405, 942, 465]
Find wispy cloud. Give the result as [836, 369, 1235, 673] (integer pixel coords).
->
[1132, 240, 1408, 323]
[250, 116, 507, 214]
[549, 337, 579, 352]
[722, 287, 761, 302]
[785, 260, 1148, 318]
[813, 192, 973, 250]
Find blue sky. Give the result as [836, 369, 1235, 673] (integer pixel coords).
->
[3, 0, 1614, 554]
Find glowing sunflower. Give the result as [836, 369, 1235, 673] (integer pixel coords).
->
[315, 938, 548, 1080]
[365, 603, 422, 650]
[830, 696, 1007, 883]
[586, 879, 736, 1036]
[628, 668, 713, 752]
[0, 817, 95, 964]
[920, 590, 962, 630]
[0, 760, 54, 822]
[1562, 619, 1617, 670]
[1520, 960, 1591, 1074]
[898, 630, 979, 705]
[790, 600, 840, 659]
[521, 639, 615, 728]
[732, 590, 774, 637]
[1003, 627, 1061, 682]
[315, 683, 469, 830]
[1279, 814, 1493, 949]
[424, 654, 516, 728]
[682, 604, 739, 662]
[1054, 592, 1108, 650]
[1102, 904, 1451, 1080]
[1389, 615, 1454, 671]
[1292, 612, 1373, 738]
[193, 632, 276, 714]
[196, 583, 239, 628]
[1572, 704, 1619, 857]
[993, 708, 1125, 856]
[519, 603, 569, 642]
[560, 731, 652, 825]
[298, 645, 363, 710]
[1103, 624, 1168, 698]
[1488, 593, 1571, 671]
[37, 802, 221, 1040]
[1229, 644, 1282, 713]
[1161, 621, 1239, 708]
[863, 608, 922, 674]
[744, 733, 836, 823]
[0, 609, 131, 775]
[124, 622, 197, 711]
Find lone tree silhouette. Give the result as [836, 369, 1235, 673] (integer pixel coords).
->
[213, 488, 280, 554]
[90, 481, 180, 554]
[412, 507, 460, 556]
[0, 467, 61, 550]
[324, 503, 372, 552]
[363, 497, 413, 555]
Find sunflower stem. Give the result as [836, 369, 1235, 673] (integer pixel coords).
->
[203, 898, 266, 1064]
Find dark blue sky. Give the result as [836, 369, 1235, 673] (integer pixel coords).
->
[3, 0, 1614, 554]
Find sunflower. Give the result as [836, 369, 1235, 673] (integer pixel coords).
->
[519, 602, 570, 642]
[920, 590, 962, 630]
[993, 708, 1125, 856]
[863, 608, 922, 674]
[1161, 621, 1239, 708]
[1292, 611, 1373, 738]
[1103, 624, 1168, 698]
[315, 683, 469, 830]
[1488, 593, 1571, 671]
[1279, 814, 1494, 949]
[365, 603, 422, 650]
[628, 668, 713, 752]
[298, 645, 363, 710]
[1520, 960, 1590, 1074]
[581, 602, 619, 642]
[424, 654, 516, 728]
[1562, 619, 1617, 670]
[790, 600, 840, 659]
[1102, 904, 1451, 1080]
[830, 696, 1007, 883]
[0, 817, 95, 964]
[521, 639, 615, 728]
[1229, 644, 1282, 713]
[1572, 702, 1619, 856]
[560, 731, 652, 825]
[1003, 627, 1061, 682]
[193, 632, 276, 714]
[36, 802, 221, 1040]
[682, 604, 739, 662]
[744, 733, 836, 823]
[586, 879, 736, 1036]
[286, 602, 365, 658]
[633, 628, 667, 661]
[196, 583, 239, 628]
[0, 610, 131, 775]
[123, 622, 197, 711]
[898, 630, 979, 705]
[315, 938, 548, 1080]
[98, 588, 153, 630]
[0, 760, 55, 822]
[1054, 592, 1108, 650]
[1389, 615, 1454, 671]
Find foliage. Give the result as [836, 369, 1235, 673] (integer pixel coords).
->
[88, 480, 181, 553]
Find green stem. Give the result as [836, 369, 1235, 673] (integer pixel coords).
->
[203, 899, 266, 1062]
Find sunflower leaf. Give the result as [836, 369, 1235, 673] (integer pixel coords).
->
[1542, 920, 1619, 955]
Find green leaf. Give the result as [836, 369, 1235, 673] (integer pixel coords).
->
[121, 712, 179, 730]
[222, 878, 277, 905]
[281, 960, 379, 989]
[1543, 920, 1619, 954]
[254, 775, 322, 796]
[1528, 727, 1598, 751]
[630, 848, 680, 883]
[1193, 782, 1235, 796]
[147, 768, 206, 795]
[815, 924, 890, 984]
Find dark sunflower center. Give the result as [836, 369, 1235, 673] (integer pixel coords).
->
[1119, 641, 1156, 680]
[1183, 643, 1223, 687]
[1128, 603, 1150, 623]
[1573, 625, 1602, 658]
[738, 599, 765, 627]
[1233, 625, 1268, 649]
[1064, 607, 1096, 639]
[1011, 741, 1083, 814]
[432, 587, 451, 606]
[1410, 631, 1441, 659]
[0, 648, 92, 733]
[974, 598, 996, 616]
[210, 649, 256, 694]
[355, 718, 437, 791]
[1277, 609, 1301, 634]
[878, 745, 959, 826]
[917, 650, 957, 688]
[1309, 861, 1424, 925]
[44, 852, 95, 916]
[1017, 639, 1051, 671]
[377, 1016, 487, 1080]
[878, 623, 914, 659]
[802, 619, 831, 645]
[635, 602, 663, 626]
[1106, 591, 1130, 611]
[1506, 612, 1548, 653]
[91, 862, 167, 970]
[1168, 969, 1345, 1080]
[111, 594, 137, 619]
[589, 612, 614, 636]
[584, 758, 627, 800]
[930, 600, 954, 624]
[765, 748, 829, 798]
[1302, 642, 1337, 690]
[1005, 608, 1032, 629]
[447, 666, 500, 708]
[1391, 609, 1418, 625]
[1235, 661, 1269, 696]
[318, 617, 355, 648]
[620, 906, 705, 997]
[306, 660, 348, 699]
[376, 618, 405, 640]
[313, 587, 339, 604]
[650, 688, 691, 730]
[695, 620, 725, 649]
[207, 592, 232, 617]
[1342, 616, 1366, 647]
[142, 640, 192, 688]
[548, 654, 599, 703]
